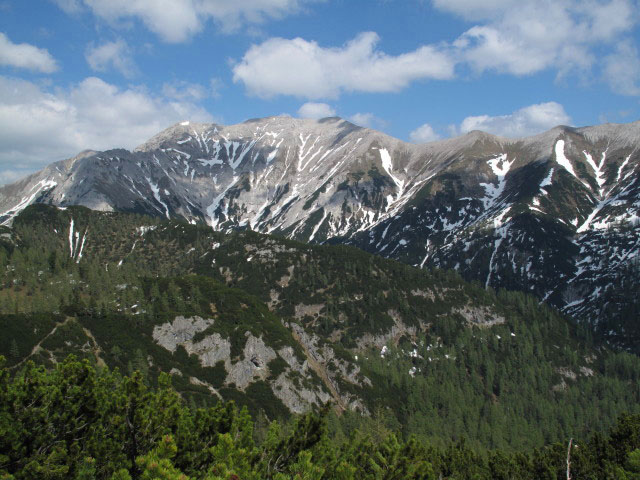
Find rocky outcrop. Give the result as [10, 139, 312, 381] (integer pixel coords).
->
[294, 303, 325, 320]
[153, 316, 338, 412]
[272, 373, 332, 414]
[153, 317, 276, 389]
[291, 322, 370, 413]
[411, 289, 435, 300]
[152, 315, 214, 352]
[152, 316, 230, 368]
[225, 334, 276, 390]
[454, 306, 505, 327]
[355, 310, 421, 350]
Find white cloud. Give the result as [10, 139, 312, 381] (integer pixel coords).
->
[604, 41, 640, 96]
[196, 0, 320, 32]
[51, 0, 83, 14]
[440, 0, 637, 78]
[0, 75, 212, 184]
[297, 102, 335, 119]
[231, 0, 638, 99]
[163, 81, 209, 101]
[349, 113, 374, 127]
[453, 25, 567, 76]
[61, 0, 320, 43]
[233, 32, 455, 99]
[347, 112, 388, 130]
[85, 39, 137, 77]
[0, 32, 58, 73]
[82, 0, 200, 43]
[455, 102, 571, 138]
[162, 78, 223, 101]
[409, 123, 441, 143]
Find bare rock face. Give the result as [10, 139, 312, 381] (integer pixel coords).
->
[272, 373, 332, 414]
[270, 345, 333, 413]
[191, 333, 231, 368]
[152, 318, 276, 388]
[294, 303, 325, 320]
[152, 316, 230, 368]
[152, 316, 215, 353]
[152, 318, 340, 413]
[291, 322, 370, 413]
[151, 316, 364, 414]
[225, 334, 276, 390]
[278, 345, 309, 373]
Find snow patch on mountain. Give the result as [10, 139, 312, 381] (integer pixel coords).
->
[554, 140, 577, 178]
[146, 177, 170, 219]
[583, 151, 607, 196]
[1, 178, 57, 225]
[480, 154, 512, 210]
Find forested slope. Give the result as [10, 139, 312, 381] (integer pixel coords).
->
[0, 205, 638, 452]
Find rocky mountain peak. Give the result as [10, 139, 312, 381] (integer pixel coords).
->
[0, 117, 637, 348]
[134, 121, 221, 152]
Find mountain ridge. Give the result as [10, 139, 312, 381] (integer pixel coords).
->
[0, 115, 638, 348]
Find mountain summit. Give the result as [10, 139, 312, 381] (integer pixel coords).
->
[1, 116, 639, 348]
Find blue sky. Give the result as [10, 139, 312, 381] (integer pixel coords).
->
[0, 0, 639, 184]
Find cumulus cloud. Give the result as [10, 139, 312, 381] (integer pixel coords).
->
[162, 80, 213, 101]
[349, 113, 373, 127]
[604, 41, 640, 96]
[409, 123, 441, 143]
[81, 0, 200, 43]
[346, 112, 381, 129]
[442, 0, 637, 78]
[0, 75, 212, 184]
[58, 0, 319, 43]
[231, 0, 639, 100]
[85, 39, 137, 77]
[233, 32, 455, 99]
[455, 102, 571, 138]
[297, 102, 335, 119]
[0, 32, 58, 73]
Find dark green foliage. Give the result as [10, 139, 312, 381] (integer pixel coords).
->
[0, 314, 59, 366]
[8, 340, 18, 360]
[1, 356, 640, 479]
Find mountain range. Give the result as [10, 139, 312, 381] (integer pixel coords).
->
[0, 116, 638, 349]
